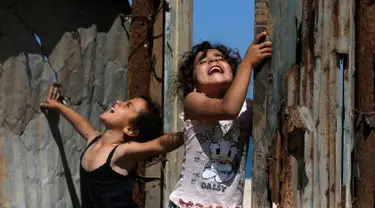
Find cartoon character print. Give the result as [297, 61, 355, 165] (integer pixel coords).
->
[201, 139, 239, 183]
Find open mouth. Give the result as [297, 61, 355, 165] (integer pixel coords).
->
[208, 66, 223, 75]
[108, 104, 118, 113]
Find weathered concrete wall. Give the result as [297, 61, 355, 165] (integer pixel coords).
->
[0, 1, 131, 207]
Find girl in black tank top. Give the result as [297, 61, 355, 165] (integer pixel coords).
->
[80, 135, 138, 208]
[40, 86, 181, 208]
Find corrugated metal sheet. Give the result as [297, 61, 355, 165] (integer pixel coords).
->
[0, 1, 132, 207]
[253, 0, 356, 207]
[0, 0, 194, 207]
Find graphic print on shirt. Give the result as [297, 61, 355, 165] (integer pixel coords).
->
[193, 122, 241, 192]
[201, 140, 238, 183]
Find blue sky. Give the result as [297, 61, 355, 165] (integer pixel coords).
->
[193, 0, 255, 178]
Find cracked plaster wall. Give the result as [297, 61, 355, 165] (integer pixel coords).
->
[0, 1, 131, 207]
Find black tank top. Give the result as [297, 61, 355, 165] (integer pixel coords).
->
[80, 136, 138, 208]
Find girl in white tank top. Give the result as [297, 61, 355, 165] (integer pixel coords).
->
[169, 32, 272, 208]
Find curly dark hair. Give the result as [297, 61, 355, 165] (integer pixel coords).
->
[129, 96, 163, 207]
[174, 41, 242, 101]
[131, 95, 163, 143]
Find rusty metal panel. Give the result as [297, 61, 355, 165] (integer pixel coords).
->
[355, 1, 375, 208]
[128, 0, 153, 99]
[280, 66, 300, 208]
[253, 0, 356, 207]
[253, 0, 301, 207]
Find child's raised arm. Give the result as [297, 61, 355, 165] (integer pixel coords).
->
[40, 86, 101, 142]
[184, 32, 272, 121]
[116, 132, 184, 160]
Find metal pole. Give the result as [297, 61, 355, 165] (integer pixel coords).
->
[128, 0, 153, 99]
[128, 1, 154, 207]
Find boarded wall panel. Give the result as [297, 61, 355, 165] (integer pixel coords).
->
[163, 0, 193, 207]
[253, 0, 355, 207]
[252, 0, 271, 206]
[252, 0, 301, 207]
[144, 1, 165, 207]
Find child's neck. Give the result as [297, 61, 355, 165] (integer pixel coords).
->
[100, 129, 124, 144]
[196, 83, 230, 99]
[198, 88, 226, 99]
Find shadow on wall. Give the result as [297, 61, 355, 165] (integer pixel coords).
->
[0, 0, 131, 63]
[43, 109, 81, 208]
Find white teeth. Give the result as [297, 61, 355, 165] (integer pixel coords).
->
[109, 107, 115, 113]
[209, 67, 222, 74]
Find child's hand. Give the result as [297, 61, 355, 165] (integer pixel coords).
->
[244, 32, 272, 68]
[40, 86, 62, 110]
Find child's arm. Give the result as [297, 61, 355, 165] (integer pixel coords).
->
[184, 32, 272, 121]
[40, 86, 101, 142]
[116, 132, 184, 159]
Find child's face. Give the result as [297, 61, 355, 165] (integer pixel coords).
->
[99, 98, 148, 130]
[193, 49, 233, 93]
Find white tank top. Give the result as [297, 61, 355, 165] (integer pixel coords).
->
[169, 101, 251, 208]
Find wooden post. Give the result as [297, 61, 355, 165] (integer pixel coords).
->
[144, 1, 165, 208]
[163, 0, 193, 207]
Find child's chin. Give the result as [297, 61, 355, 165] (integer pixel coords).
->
[212, 76, 232, 83]
[99, 113, 109, 121]
[100, 118, 111, 128]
